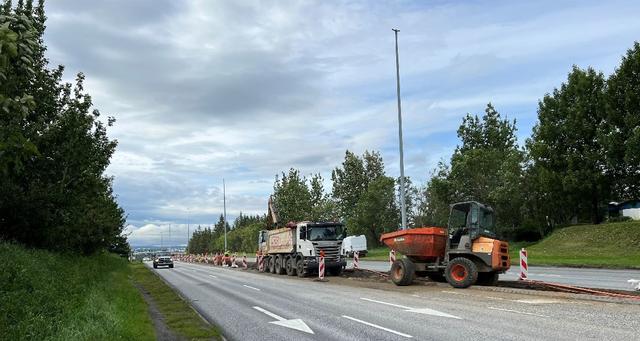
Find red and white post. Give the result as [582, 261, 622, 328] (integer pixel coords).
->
[318, 250, 325, 280]
[258, 252, 264, 272]
[389, 249, 396, 267]
[242, 254, 248, 270]
[231, 254, 238, 268]
[353, 251, 359, 269]
[519, 248, 528, 280]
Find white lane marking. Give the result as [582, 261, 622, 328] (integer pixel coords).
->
[208, 275, 217, 278]
[515, 299, 561, 305]
[488, 307, 549, 318]
[243, 284, 261, 291]
[360, 298, 461, 319]
[342, 315, 412, 338]
[252, 306, 314, 334]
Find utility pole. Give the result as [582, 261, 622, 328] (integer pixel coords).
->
[186, 208, 190, 250]
[223, 178, 227, 251]
[168, 224, 171, 251]
[393, 28, 408, 230]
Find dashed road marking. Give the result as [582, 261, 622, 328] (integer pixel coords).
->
[208, 275, 217, 278]
[488, 306, 549, 317]
[342, 315, 412, 338]
[243, 284, 261, 291]
[361, 298, 461, 319]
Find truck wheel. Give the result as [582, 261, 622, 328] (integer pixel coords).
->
[269, 257, 276, 274]
[153, 264, 157, 269]
[477, 272, 499, 286]
[390, 258, 415, 286]
[296, 258, 307, 277]
[275, 255, 286, 275]
[285, 256, 296, 276]
[169, 264, 174, 269]
[445, 258, 478, 288]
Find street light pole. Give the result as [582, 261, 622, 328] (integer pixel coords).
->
[223, 178, 227, 251]
[186, 208, 190, 250]
[393, 28, 408, 231]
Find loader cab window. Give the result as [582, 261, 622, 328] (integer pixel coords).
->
[448, 204, 470, 247]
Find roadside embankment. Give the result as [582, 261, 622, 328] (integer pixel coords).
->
[509, 221, 640, 268]
[0, 242, 155, 340]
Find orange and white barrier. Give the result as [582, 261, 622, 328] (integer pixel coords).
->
[242, 255, 248, 270]
[519, 248, 528, 280]
[319, 250, 325, 280]
[389, 249, 396, 266]
[353, 251, 359, 269]
[231, 254, 238, 268]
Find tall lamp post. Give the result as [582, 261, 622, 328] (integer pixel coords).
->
[223, 178, 227, 251]
[393, 28, 407, 231]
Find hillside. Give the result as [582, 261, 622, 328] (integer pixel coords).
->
[510, 221, 640, 268]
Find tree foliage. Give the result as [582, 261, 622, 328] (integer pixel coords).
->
[0, 1, 126, 254]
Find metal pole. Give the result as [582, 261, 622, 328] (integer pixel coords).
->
[187, 209, 190, 250]
[223, 178, 227, 251]
[168, 223, 171, 251]
[393, 28, 408, 230]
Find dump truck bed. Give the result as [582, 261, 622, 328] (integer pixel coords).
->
[380, 227, 447, 262]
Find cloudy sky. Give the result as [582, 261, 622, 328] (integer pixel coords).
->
[43, 0, 639, 246]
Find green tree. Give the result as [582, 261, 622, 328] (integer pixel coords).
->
[605, 42, 640, 200]
[347, 176, 398, 246]
[272, 168, 312, 223]
[424, 104, 525, 233]
[527, 67, 608, 224]
[0, 1, 125, 254]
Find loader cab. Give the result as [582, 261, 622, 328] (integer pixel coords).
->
[447, 201, 496, 250]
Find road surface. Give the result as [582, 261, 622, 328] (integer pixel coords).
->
[353, 260, 640, 291]
[149, 261, 639, 341]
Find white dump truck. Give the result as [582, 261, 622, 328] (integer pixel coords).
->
[257, 196, 346, 276]
[258, 222, 347, 276]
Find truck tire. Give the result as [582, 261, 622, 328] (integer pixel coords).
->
[169, 264, 174, 269]
[445, 257, 478, 288]
[275, 255, 286, 275]
[390, 258, 415, 286]
[153, 264, 157, 269]
[285, 256, 297, 276]
[269, 256, 276, 274]
[477, 272, 499, 286]
[296, 258, 307, 277]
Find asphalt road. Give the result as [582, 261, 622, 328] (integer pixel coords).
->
[353, 260, 640, 291]
[149, 261, 639, 341]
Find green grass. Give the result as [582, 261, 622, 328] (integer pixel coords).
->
[363, 246, 402, 261]
[509, 221, 640, 268]
[131, 263, 221, 340]
[0, 242, 155, 340]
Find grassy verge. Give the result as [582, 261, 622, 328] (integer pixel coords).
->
[130, 263, 221, 340]
[364, 246, 401, 261]
[508, 221, 640, 268]
[0, 242, 155, 340]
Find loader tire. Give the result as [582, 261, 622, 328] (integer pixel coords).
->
[445, 258, 478, 288]
[390, 258, 415, 286]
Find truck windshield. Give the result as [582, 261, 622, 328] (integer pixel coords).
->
[308, 225, 345, 241]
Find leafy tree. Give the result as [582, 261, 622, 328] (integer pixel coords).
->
[347, 176, 398, 246]
[272, 168, 312, 223]
[605, 42, 640, 200]
[331, 151, 367, 221]
[424, 104, 525, 233]
[0, 1, 126, 254]
[527, 67, 608, 224]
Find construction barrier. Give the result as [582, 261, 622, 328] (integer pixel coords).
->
[231, 254, 238, 268]
[319, 250, 325, 280]
[242, 255, 248, 270]
[389, 249, 396, 267]
[353, 251, 359, 269]
[519, 248, 528, 280]
[258, 253, 264, 272]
